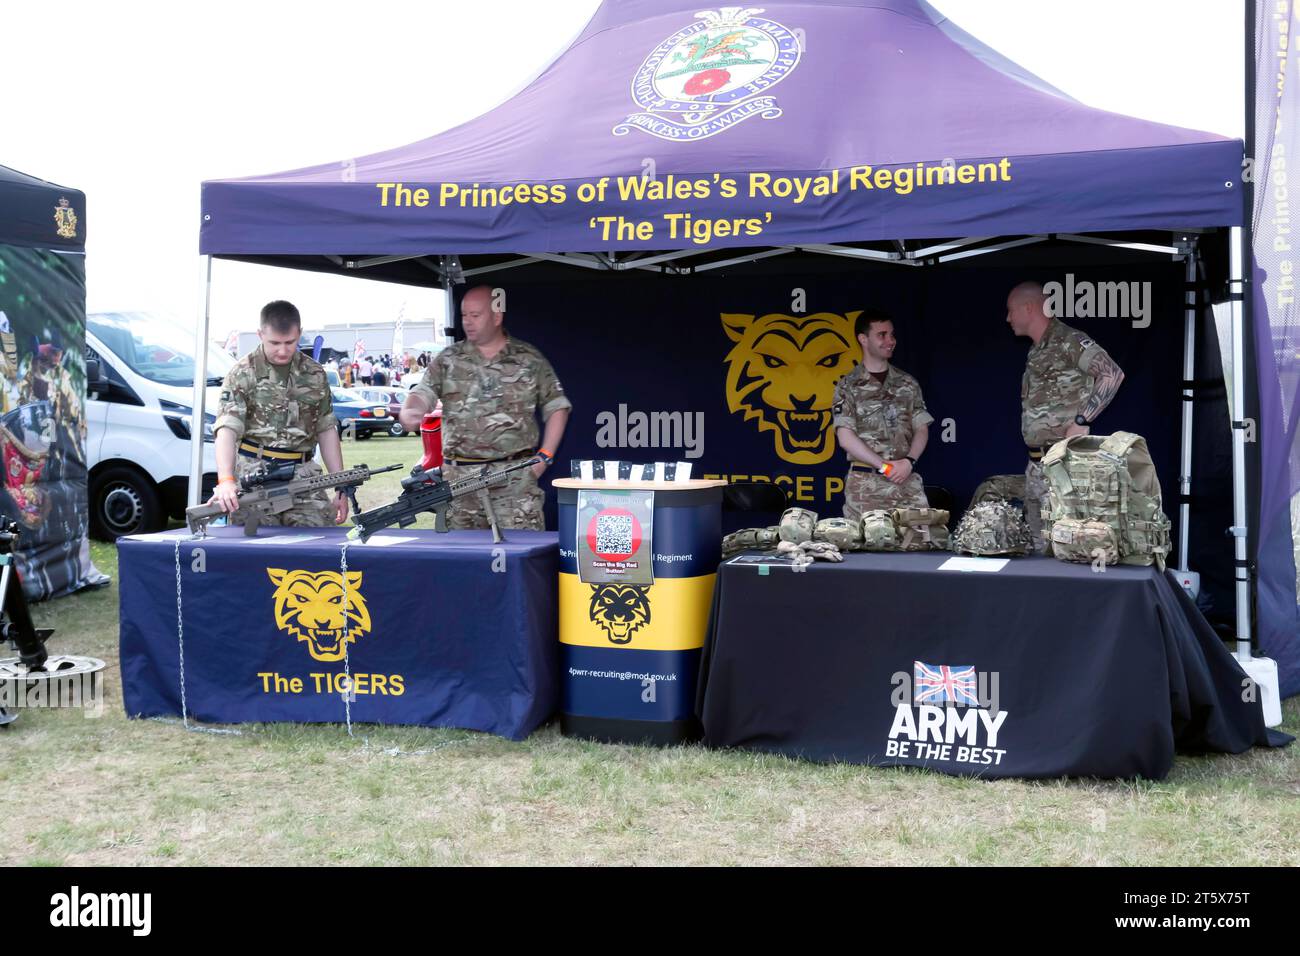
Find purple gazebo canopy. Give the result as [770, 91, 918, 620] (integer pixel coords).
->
[201, 0, 1243, 259]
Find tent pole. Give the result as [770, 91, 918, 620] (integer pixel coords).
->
[1228, 225, 1252, 661]
[188, 255, 213, 508]
[1178, 238, 1197, 571]
[441, 255, 456, 344]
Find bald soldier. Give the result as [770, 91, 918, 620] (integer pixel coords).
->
[833, 309, 932, 520]
[1007, 281, 1125, 550]
[399, 286, 571, 530]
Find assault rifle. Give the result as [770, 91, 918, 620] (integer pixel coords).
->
[185, 462, 401, 537]
[348, 455, 542, 544]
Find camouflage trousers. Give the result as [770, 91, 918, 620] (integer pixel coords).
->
[443, 460, 544, 531]
[230, 456, 336, 529]
[842, 468, 929, 523]
[1024, 459, 1051, 554]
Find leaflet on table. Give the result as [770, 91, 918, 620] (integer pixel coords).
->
[937, 556, 1009, 573]
[727, 554, 799, 568]
[243, 534, 327, 545]
[575, 488, 654, 585]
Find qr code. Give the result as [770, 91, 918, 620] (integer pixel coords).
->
[596, 513, 634, 554]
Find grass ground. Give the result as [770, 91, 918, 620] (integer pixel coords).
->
[2, 432, 1298, 866]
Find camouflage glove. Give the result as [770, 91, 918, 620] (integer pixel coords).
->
[777, 539, 844, 569]
[799, 539, 845, 562]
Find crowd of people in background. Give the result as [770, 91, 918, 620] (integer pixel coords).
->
[323, 350, 436, 390]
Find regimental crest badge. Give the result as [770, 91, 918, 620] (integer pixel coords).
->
[53, 197, 78, 239]
[614, 7, 802, 142]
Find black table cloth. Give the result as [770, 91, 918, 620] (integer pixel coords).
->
[697, 553, 1287, 778]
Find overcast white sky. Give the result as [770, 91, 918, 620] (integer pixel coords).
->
[2, 0, 1244, 341]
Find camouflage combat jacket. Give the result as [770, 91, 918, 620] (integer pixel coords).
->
[1021, 319, 1114, 447]
[213, 348, 334, 452]
[832, 362, 934, 461]
[408, 336, 571, 460]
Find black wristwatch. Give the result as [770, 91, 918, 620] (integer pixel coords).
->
[905, 456, 918, 467]
[1074, 414, 1089, 427]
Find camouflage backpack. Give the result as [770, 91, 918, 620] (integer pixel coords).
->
[892, 508, 951, 551]
[860, 510, 901, 551]
[814, 517, 865, 552]
[969, 474, 1027, 509]
[1041, 431, 1171, 569]
[951, 500, 1032, 556]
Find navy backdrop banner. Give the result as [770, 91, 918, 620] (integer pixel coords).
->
[0, 243, 105, 599]
[486, 258, 1192, 530]
[118, 528, 560, 740]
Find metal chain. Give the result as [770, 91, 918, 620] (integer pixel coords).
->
[339, 540, 355, 737]
[173, 533, 243, 736]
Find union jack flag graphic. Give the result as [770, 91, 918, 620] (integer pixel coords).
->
[914, 661, 979, 706]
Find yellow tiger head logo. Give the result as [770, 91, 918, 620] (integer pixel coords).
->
[267, 568, 371, 662]
[588, 584, 651, 645]
[721, 311, 862, 464]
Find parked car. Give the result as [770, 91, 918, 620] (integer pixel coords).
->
[85, 311, 225, 539]
[332, 388, 393, 440]
[354, 386, 413, 437]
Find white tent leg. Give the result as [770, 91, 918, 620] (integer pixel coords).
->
[1228, 226, 1252, 660]
[1178, 242, 1197, 572]
[1229, 225, 1283, 726]
[187, 255, 213, 508]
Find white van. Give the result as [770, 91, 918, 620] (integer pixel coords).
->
[84, 312, 230, 539]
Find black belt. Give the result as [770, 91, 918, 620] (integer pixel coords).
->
[238, 440, 313, 463]
[849, 462, 884, 474]
[446, 450, 533, 467]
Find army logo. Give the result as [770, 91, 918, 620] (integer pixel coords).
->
[267, 568, 371, 662]
[54, 198, 78, 239]
[722, 311, 862, 464]
[588, 583, 651, 645]
[613, 7, 801, 142]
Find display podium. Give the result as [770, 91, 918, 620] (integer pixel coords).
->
[554, 478, 725, 745]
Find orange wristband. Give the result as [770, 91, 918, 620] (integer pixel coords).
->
[537, 448, 554, 462]
[218, 475, 237, 486]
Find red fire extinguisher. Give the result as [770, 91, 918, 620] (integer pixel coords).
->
[418, 413, 443, 472]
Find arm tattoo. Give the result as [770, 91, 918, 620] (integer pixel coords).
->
[1082, 354, 1124, 421]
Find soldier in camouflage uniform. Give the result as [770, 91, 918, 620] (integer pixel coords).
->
[210, 301, 349, 528]
[832, 309, 932, 521]
[399, 285, 571, 531]
[1006, 282, 1125, 551]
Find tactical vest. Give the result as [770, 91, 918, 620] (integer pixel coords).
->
[1041, 432, 1171, 569]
